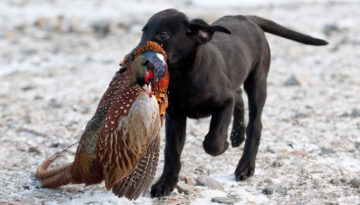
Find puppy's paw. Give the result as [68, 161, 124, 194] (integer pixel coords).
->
[234, 161, 255, 181]
[203, 136, 229, 156]
[230, 125, 245, 147]
[151, 177, 177, 197]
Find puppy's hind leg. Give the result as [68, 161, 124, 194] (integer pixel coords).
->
[231, 89, 246, 147]
[203, 95, 234, 156]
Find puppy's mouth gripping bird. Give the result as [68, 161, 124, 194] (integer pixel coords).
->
[35, 41, 169, 200]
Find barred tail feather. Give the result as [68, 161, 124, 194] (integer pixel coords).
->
[112, 137, 160, 200]
[35, 152, 73, 188]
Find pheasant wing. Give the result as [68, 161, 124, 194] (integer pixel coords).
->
[112, 131, 160, 200]
[97, 87, 161, 190]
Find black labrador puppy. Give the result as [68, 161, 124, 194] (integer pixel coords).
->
[128, 9, 327, 197]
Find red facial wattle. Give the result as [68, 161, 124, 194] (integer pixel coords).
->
[144, 68, 154, 84]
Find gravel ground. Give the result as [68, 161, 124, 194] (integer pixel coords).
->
[0, 0, 359, 204]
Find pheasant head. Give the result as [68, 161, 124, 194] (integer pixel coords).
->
[131, 41, 169, 123]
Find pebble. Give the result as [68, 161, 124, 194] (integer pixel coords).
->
[262, 187, 274, 195]
[266, 146, 275, 153]
[21, 85, 33, 91]
[196, 175, 224, 191]
[48, 99, 62, 109]
[90, 20, 110, 37]
[355, 142, 360, 150]
[290, 150, 308, 156]
[211, 197, 239, 204]
[320, 147, 336, 155]
[28, 147, 40, 154]
[351, 108, 360, 118]
[176, 181, 200, 195]
[272, 161, 282, 167]
[322, 23, 341, 36]
[283, 73, 309, 87]
[193, 167, 209, 175]
[349, 179, 360, 188]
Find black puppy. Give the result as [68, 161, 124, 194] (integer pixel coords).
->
[129, 9, 327, 197]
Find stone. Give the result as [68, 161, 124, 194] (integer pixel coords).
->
[176, 181, 200, 195]
[322, 24, 341, 36]
[349, 179, 360, 188]
[196, 175, 224, 191]
[272, 161, 282, 167]
[320, 147, 336, 155]
[262, 187, 274, 195]
[28, 147, 40, 154]
[48, 99, 62, 109]
[211, 197, 239, 204]
[351, 108, 360, 118]
[283, 73, 309, 87]
[21, 85, 33, 91]
[193, 167, 209, 175]
[290, 150, 308, 156]
[90, 20, 110, 37]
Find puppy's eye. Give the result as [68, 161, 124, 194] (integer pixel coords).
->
[159, 32, 169, 40]
[142, 27, 147, 32]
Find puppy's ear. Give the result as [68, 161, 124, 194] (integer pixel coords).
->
[186, 19, 231, 44]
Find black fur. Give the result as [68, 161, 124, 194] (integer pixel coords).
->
[129, 9, 327, 197]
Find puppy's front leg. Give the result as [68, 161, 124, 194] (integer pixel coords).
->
[203, 96, 234, 156]
[151, 114, 186, 197]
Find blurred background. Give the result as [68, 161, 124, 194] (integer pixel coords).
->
[0, 0, 359, 204]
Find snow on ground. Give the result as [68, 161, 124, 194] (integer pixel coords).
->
[0, 0, 359, 204]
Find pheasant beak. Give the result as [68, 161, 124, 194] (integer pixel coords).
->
[142, 83, 152, 98]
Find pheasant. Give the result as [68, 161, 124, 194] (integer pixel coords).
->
[35, 41, 169, 200]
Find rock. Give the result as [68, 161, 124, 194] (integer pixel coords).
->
[23, 184, 30, 190]
[196, 175, 224, 191]
[34, 95, 43, 100]
[266, 146, 275, 153]
[355, 142, 360, 150]
[349, 179, 360, 188]
[48, 99, 62, 109]
[194, 167, 209, 175]
[28, 147, 40, 154]
[184, 177, 192, 184]
[322, 24, 341, 36]
[351, 108, 360, 118]
[50, 142, 60, 148]
[211, 197, 239, 204]
[21, 85, 33, 91]
[90, 20, 110, 37]
[290, 150, 308, 156]
[176, 181, 200, 195]
[325, 202, 339, 205]
[283, 73, 309, 87]
[21, 49, 37, 56]
[262, 187, 274, 195]
[272, 161, 282, 167]
[320, 147, 336, 155]
[80, 107, 90, 114]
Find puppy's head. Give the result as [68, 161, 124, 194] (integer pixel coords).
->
[134, 9, 231, 66]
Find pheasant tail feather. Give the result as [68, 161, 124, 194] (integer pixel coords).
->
[35, 152, 73, 188]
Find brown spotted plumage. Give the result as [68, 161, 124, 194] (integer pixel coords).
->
[36, 41, 168, 200]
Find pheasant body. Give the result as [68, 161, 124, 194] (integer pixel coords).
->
[36, 41, 168, 200]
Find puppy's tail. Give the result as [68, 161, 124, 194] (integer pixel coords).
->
[248, 16, 328, 46]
